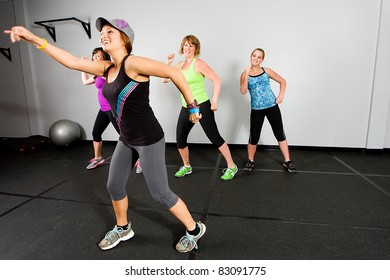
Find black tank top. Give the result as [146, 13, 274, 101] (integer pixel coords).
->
[103, 55, 164, 146]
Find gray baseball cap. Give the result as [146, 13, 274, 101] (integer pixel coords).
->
[95, 17, 134, 44]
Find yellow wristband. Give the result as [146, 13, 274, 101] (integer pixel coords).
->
[37, 38, 48, 50]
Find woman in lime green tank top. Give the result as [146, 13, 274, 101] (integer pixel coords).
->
[163, 35, 238, 181]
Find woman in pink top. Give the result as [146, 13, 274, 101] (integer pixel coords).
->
[81, 48, 142, 173]
[81, 48, 117, 169]
[81, 48, 142, 172]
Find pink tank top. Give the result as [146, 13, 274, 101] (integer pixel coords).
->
[95, 76, 111, 112]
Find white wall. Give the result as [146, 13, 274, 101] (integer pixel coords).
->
[1, 0, 389, 148]
[366, 0, 390, 149]
[0, 0, 31, 137]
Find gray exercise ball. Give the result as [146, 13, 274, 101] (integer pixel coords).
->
[49, 119, 81, 147]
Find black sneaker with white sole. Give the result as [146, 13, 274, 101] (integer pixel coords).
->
[283, 161, 296, 173]
[243, 160, 255, 172]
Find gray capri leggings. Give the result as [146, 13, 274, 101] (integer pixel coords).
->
[107, 138, 179, 209]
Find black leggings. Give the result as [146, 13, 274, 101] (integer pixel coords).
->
[249, 104, 286, 145]
[176, 100, 225, 149]
[92, 110, 119, 142]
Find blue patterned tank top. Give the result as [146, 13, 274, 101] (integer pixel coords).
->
[247, 67, 276, 110]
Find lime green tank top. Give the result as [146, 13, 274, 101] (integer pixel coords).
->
[180, 58, 209, 107]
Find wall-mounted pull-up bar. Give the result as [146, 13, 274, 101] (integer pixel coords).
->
[0, 47, 11, 62]
[34, 17, 91, 42]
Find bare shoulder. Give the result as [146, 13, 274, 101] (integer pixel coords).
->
[194, 58, 211, 72]
[124, 55, 153, 81]
[264, 67, 285, 82]
[126, 55, 149, 64]
[264, 67, 277, 76]
[125, 55, 162, 69]
[263, 67, 272, 73]
[195, 58, 207, 67]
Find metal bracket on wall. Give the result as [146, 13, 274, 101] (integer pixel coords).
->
[0, 47, 11, 62]
[34, 17, 91, 42]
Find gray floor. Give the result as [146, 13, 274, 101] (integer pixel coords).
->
[1, 138, 390, 260]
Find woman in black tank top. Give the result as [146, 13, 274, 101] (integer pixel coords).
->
[6, 18, 206, 254]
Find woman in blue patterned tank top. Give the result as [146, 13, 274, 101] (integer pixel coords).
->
[240, 48, 296, 173]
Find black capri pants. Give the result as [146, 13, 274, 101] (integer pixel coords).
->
[249, 104, 286, 145]
[176, 100, 225, 149]
[92, 109, 120, 142]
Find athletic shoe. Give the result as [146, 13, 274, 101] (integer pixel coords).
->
[283, 160, 296, 173]
[98, 223, 135, 250]
[136, 165, 143, 173]
[86, 157, 105, 170]
[135, 160, 143, 174]
[176, 222, 206, 253]
[243, 160, 255, 172]
[175, 166, 192, 178]
[220, 164, 238, 180]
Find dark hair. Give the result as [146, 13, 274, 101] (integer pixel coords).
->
[92, 47, 110, 60]
[179, 35, 201, 57]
